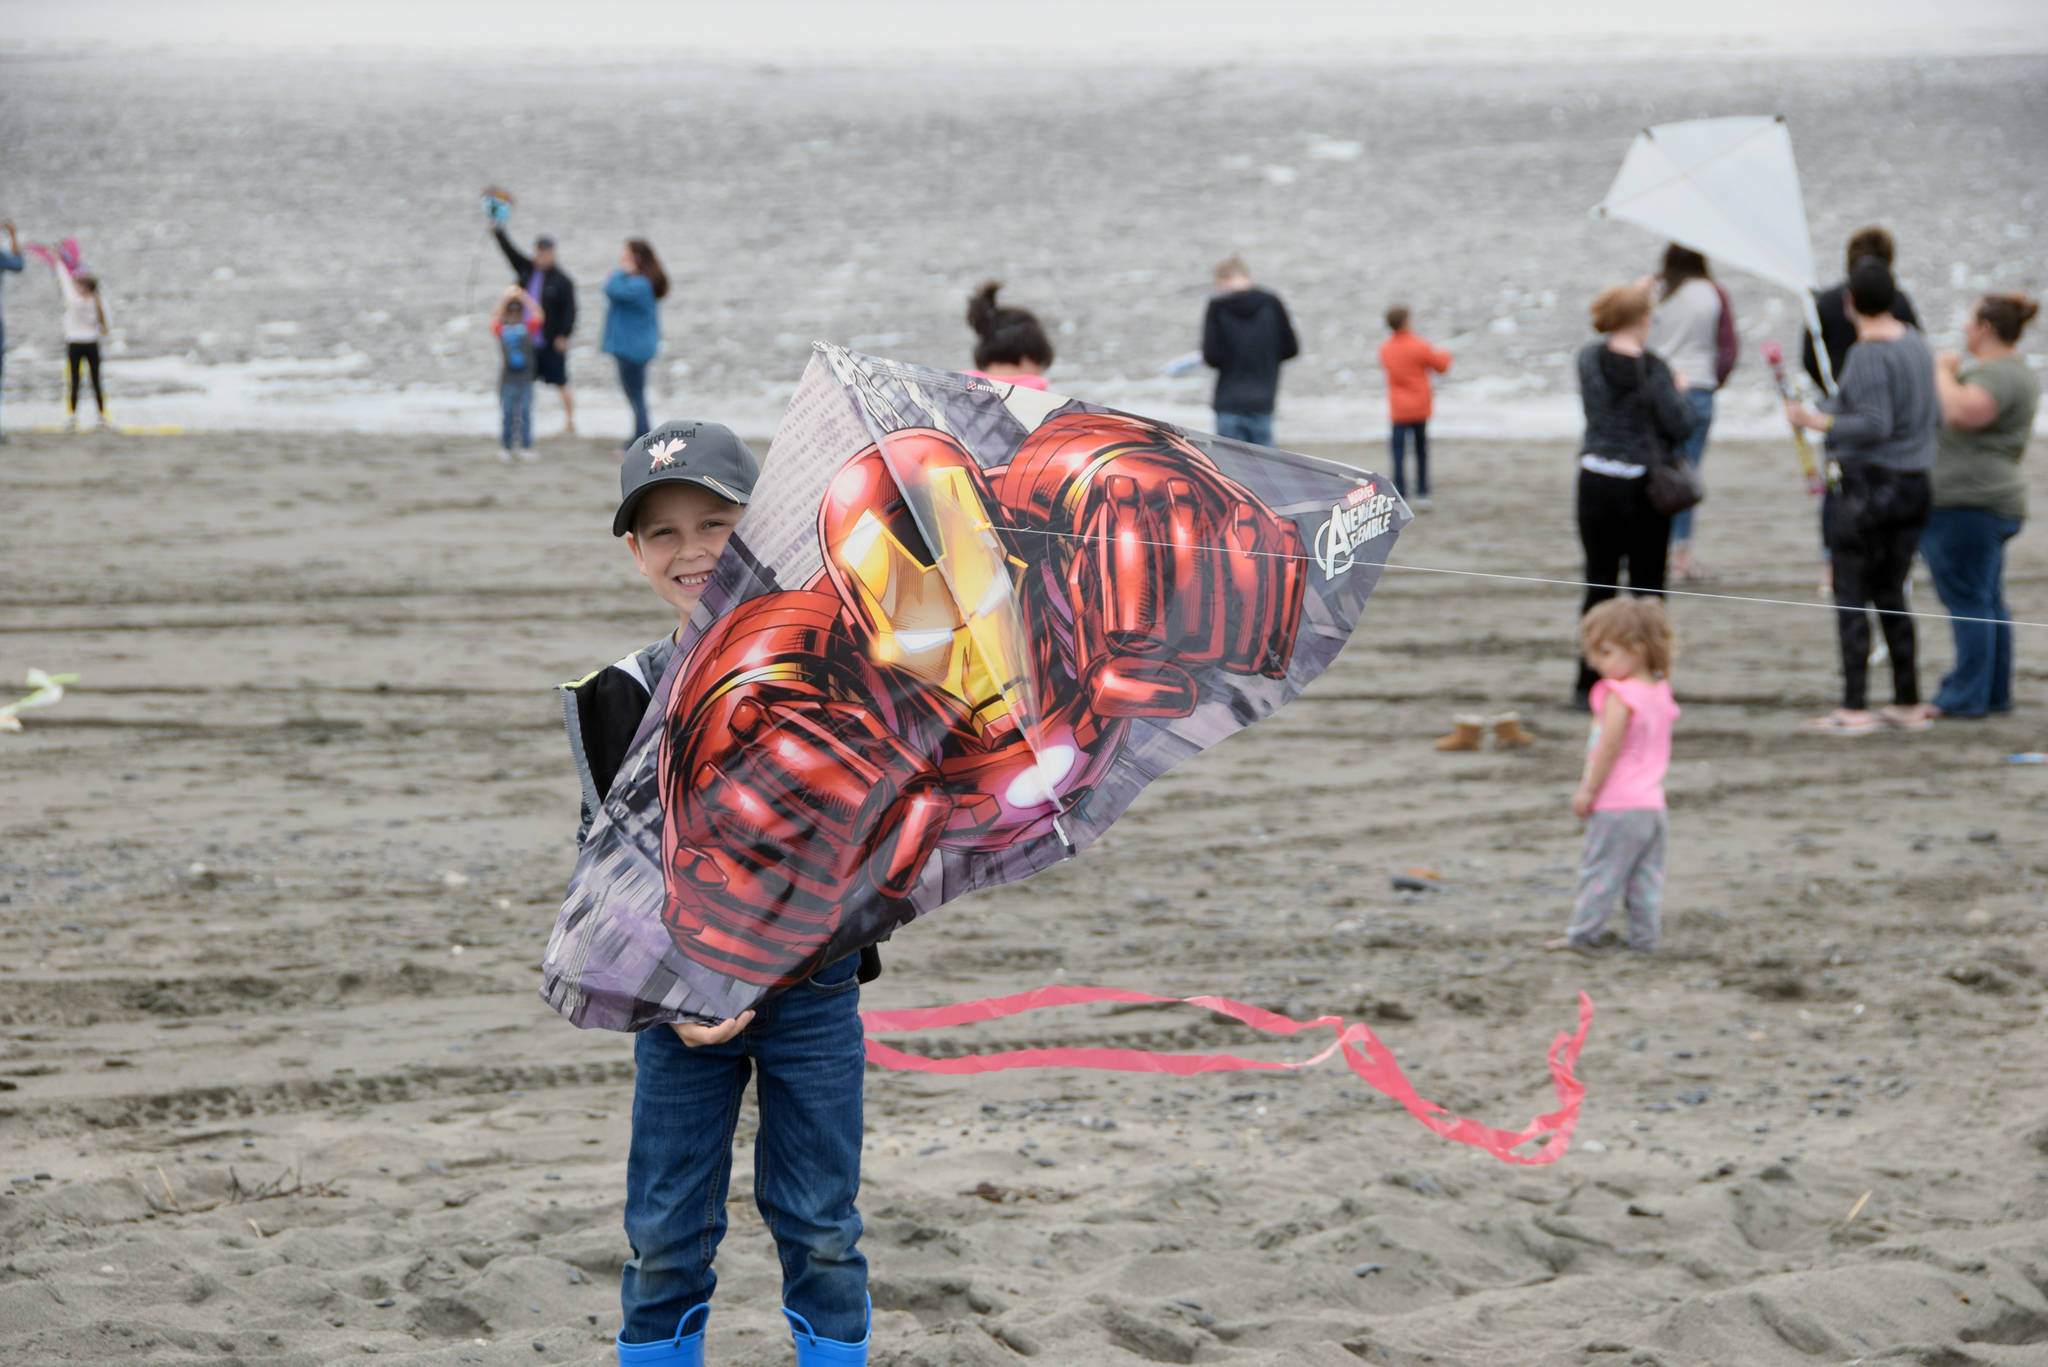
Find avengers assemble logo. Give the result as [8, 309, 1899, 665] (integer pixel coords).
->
[1312, 483, 1397, 580]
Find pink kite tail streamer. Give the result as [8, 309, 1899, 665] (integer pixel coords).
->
[23, 243, 57, 271]
[861, 986, 1594, 1166]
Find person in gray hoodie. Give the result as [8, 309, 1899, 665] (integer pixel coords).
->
[1784, 258, 1937, 735]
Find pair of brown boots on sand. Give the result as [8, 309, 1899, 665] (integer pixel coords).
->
[1435, 713, 1535, 751]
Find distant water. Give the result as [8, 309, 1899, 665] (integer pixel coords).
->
[1, 47, 2042, 440]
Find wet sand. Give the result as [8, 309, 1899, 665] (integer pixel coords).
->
[2, 427, 2047, 1365]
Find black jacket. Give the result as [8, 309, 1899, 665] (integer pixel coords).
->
[560, 640, 882, 985]
[1802, 279, 1918, 391]
[1202, 287, 1299, 415]
[1576, 343, 1694, 464]
[497, 230, 578, 343]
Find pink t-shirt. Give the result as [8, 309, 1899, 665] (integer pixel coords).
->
[1588, 676, 1678, 811]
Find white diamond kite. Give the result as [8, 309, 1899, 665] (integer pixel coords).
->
[1595, 115, 1837, 389]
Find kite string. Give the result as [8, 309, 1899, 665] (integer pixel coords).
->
[999, 525, 2048, 633]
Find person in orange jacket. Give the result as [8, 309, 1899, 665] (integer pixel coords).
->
[1378, 305, 1452, 509]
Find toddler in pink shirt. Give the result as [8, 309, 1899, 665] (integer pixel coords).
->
[1548, 599, 1678, 953]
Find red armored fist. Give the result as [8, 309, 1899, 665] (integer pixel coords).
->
[658, 415, 1308, 988]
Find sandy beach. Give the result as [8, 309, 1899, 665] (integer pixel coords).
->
[3, 425, 2046, 1365]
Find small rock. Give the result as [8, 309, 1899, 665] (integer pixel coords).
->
[1968, 828, 1998, 844]
[543, 1172, 562, 1181]
[568, 1267, 584, 1285]
[374, 1298, 395, 1308]
[1352, 1262, 1383, 1277]
[1031, 1155, 1056, 1168]
[1581, 1140, 1608, 1153]
[532, 1341, 546, 1353]
[1625, 1203, 1664, 1218]
[33, 1172, 51, 1182]
[424, 1160, 446, 1175]
[1625, 1035, 1647, 1052]
[1964, 908, 1994, 926]
[440, 870, 471, 887]
[1759, 1163, 1794, 1183]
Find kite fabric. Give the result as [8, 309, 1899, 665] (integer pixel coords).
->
[1594, 115, 1837, 389]
[542, 344, 1411, 1031]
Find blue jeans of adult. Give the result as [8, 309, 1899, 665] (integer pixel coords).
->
[620, 952, 868, 1347]
[499, 378, 533, 450]
[615, 355, 651, 442]
[1918, 505, 2023, 717]
[1669, 388, 1714, 545]
[1214, 410, 1273, 446]
[1389, 421, 1428, 498]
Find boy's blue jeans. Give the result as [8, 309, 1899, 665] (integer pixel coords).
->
[620, 952, 868, 1346]
[1918, 505, 2022, 717]
[1213, 410, 1273, 446]
[500, 378, 534, 450]
[1389, 420, 1429, 498]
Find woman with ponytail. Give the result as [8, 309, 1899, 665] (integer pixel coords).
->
[963, 281, 1054, 390]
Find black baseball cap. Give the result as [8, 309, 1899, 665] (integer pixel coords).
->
[534, 234, 556, 249]
[613, 420, 759, 536]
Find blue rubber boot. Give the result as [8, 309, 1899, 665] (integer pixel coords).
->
[616, 1303, 708, 1366]
[784, 1296, 870, 1365]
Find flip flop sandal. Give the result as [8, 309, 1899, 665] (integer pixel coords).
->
[1882, 708, 1933, 733]
[1801, 712, 1881, 736]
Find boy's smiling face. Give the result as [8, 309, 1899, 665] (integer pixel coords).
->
[625, 483, 742, 626]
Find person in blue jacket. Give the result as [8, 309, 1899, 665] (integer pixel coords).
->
[604, 238, 667, 447]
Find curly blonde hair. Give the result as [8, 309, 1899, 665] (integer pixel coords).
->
[1579, 598, 1675, 677]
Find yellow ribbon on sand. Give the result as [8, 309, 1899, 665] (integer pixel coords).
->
[0, 669, 80, 733]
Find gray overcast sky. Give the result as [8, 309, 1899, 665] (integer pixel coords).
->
[8, 0, 2044, 60]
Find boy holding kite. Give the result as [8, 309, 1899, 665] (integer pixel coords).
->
[560, 419, 874, 1367]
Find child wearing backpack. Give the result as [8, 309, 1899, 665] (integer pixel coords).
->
[492, 285, 543, 461]
[560, 420, 875, 1367]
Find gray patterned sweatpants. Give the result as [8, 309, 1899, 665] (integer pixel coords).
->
[1565, 809, 1667, 951]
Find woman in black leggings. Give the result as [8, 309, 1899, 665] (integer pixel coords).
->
[55, 264, 109, 429]
[1571, 281, 1695, 707]
[1783, 259, 1938, 734]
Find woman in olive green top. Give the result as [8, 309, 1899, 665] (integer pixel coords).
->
[1913, 293, 2040, 720]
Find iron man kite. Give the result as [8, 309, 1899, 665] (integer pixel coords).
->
[658, 413, 1309, 988]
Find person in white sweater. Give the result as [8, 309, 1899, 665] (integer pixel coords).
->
[1646, 245, 1728, 581]
[50, 256, 109, 428]
[54, 260, 109, 430]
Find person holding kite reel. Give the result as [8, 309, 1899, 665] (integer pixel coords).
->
[1783, 258, 1938, 736]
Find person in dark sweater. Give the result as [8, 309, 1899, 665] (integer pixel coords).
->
[1802, 226, 1919, 391]
[1784, 259, 1938, 736]
[1571, 281, 1694, 707]
[1201, 256, 1298, 446]
[495, 227, 579, 434]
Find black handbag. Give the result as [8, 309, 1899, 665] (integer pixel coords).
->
[1636, 355, 1704, 517]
